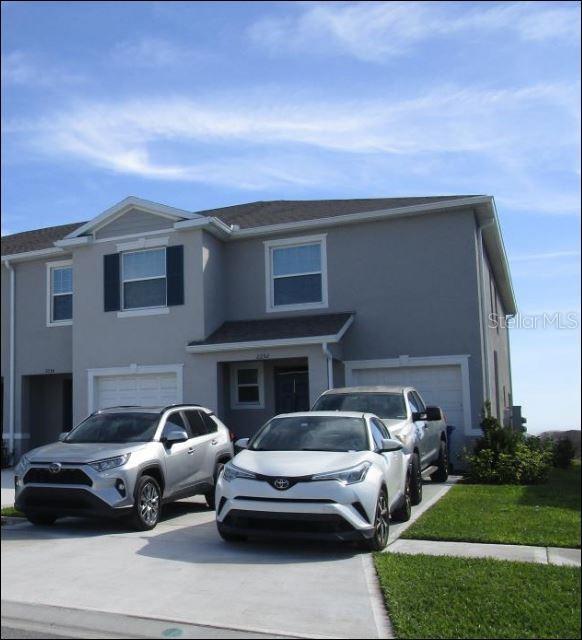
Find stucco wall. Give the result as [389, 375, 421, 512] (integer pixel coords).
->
[71, 228, 205, 424]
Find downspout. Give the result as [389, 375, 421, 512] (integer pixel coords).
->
[322, 343, 334, 389]
[476, 219, 495, 407]
[4, 260, 15, 461]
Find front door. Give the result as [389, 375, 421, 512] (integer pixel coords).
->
[275, 368, 309, 414]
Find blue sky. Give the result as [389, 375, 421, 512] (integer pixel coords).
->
[1, 1, 580, 432]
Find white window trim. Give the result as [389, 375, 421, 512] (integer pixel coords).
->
[121, 247, 167, 312]
[344, 354, 474, 436]
[46, 259, 73, 327]
[87, 363, 184, 414]
[264, 234, 328, 313]
[230, 362, 265, 410]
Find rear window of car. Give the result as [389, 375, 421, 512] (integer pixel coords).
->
[312, 393, 407, 420]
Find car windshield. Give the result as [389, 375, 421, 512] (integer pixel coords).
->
[312, 393, 407, 420]
[64, 412, 159, 443]
[249, 416, 369, 452]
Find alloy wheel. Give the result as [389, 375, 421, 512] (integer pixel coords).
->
[139, 482, 160, 526]
[375, 491, 389, 546]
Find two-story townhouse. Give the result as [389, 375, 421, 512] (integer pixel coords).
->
[1, 195, 516, 465]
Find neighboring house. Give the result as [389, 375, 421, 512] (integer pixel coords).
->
[1, 195, 516, 464]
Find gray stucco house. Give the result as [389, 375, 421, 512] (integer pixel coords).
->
[1, 195, 516, 465]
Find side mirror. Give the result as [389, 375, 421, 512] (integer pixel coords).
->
[425, 406, 443, 421]
[381, 438, 403, 452]
[234, 438, 250, 451]
[162, 426, 189, 446]
[58, 432, 69, 442]
[412, 411, 428, 422]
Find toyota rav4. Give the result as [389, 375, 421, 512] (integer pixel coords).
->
[14, 404, 233, 530]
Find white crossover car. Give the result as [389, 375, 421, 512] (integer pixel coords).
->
[215, 412, 411, 550]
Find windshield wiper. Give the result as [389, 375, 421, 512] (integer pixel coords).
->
[299, 448, 348, 452]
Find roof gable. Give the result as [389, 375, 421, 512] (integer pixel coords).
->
[66, 196, 200, 239]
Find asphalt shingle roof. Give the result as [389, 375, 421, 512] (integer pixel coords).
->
[1, 196, 478, 256]
[188, 312, 354, 347]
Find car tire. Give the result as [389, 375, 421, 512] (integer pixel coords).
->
[26, 513, 57, 526]
[217, 523, 247, 543]
[361, 487, 390, 551]
[409, 453, 423, 505]
[130, 475, 162, 531]
[205, 462, 226, 510]
[391, 474, 412, 523]
[430, 440, 449, 483]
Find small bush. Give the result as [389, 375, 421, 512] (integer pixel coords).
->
[466, 404, 552, 484]
[554, 438, 576, 469]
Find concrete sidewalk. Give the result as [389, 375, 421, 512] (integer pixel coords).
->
[385, 538, 582, 566]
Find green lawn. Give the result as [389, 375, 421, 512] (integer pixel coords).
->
[374, 553, 581, 639]
[0, 506, 24, 518]
[403, 465, 581, 548]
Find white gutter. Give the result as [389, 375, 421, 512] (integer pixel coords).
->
[4, 261, 15, 459]
[477, 218, 495, 404]
[322, 343, 334, 389]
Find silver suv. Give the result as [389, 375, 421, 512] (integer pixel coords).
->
[14, 404, 233, 530]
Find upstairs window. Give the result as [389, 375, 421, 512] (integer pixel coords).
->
[47, 261, 73, 325]
[265, 235, 328, 312]
[122, 248, 166, 310]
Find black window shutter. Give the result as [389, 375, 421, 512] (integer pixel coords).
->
[103, 253, 121, 312]
[166, 245, 184, 306]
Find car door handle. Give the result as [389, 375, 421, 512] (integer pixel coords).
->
[187, 447, 197, 454]
[211, 439, 218, 446]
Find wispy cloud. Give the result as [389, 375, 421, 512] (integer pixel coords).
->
[3, 82, 579, 205]
[1, 50, 85, 87]
[249, 2, 581, 62]
[110, 36, 211, 68]
[511, 250, 581, 262]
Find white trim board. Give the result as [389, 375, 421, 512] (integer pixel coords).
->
[87, 364, 184, 414]
[345, 354, 475, 435]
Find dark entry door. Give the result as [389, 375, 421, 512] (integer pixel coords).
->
[275, 368, 310, 414]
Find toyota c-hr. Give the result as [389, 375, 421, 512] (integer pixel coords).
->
[15, 404, 233, 530]
[215, 411, 411, 550]
[312, 386, 449, 506]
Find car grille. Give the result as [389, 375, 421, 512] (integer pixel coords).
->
[23, 467, 93, 487]
[224, 509, 354, 534]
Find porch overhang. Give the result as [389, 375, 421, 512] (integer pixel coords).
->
[186, 313, 354, 354]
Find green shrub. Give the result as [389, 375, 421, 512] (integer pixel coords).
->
[466, 404, 552, 484]
[554, 438, 576, 469]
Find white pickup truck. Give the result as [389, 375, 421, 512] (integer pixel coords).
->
[312, 385, 449, 505]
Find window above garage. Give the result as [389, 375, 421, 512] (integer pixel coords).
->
[264, 234, 328, 313]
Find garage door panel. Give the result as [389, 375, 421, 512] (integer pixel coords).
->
[350, 363, 465, 430]
[94, 372, 179, 410]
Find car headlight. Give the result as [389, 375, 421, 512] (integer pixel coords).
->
[311, 461, 372, 485]
[89, 453, 131, 473]
[16, 453, 31, 472]
[222, 462, 257, 482]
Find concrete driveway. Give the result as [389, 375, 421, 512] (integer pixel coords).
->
[1, 479, 457, 638]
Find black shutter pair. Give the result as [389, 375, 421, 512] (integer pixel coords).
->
[103, 245, 184, 312]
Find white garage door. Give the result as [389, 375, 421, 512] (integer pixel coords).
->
[94, 373, 179, 410]
[349, 364, 465, 430]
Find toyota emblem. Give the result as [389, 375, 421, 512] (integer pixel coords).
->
[49, 462, 62, 474]
[273, 478, 290, 490]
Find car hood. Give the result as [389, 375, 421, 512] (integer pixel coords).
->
[25, 441, 148, 464]
[382, 419, 409, 434]
[233, 449, 371, 477]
